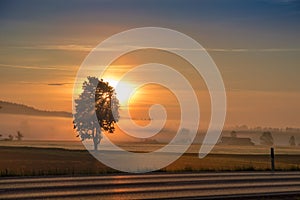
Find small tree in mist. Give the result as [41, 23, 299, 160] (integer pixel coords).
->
[73, 76, 119, 150]
[8, 134, 14, 141]
[16, 131, 23, 141]
[289, 136, 296, 147]
[230, 130, 237, 138]
[260, 131, 274, 146]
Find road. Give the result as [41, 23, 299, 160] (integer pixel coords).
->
[1, 172, 300, 199]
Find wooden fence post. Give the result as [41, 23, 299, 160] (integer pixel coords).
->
[270, 147, 275, 172]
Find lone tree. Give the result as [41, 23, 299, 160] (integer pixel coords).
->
[230, 130, 237, 138]
[8, 134, 14, 141]
[289, 136, 296, 146]
[73, 76, 119, 150]
[16, 131, 23, 141]
[260, 131, 274, 146]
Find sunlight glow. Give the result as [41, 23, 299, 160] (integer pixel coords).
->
[103, 78, 136, 106]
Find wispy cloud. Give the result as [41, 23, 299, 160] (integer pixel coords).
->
[37, 44, 93, 52]
[16, 81, 72, 86]
[9, 44, 126, 52]
[7, 44, 300, 53]
[0, 63, 74, 71]
[47, 83, 71, 86]
[207, 48, 300, 52]
[7, 44, 93, 52]
[0, 63, 57, 70]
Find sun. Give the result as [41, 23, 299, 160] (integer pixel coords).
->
[104, 78, 136, 106]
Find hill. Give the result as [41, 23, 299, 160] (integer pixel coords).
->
[0, 100, 72, 118]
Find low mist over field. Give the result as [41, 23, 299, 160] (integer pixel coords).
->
[0, 101, 299, 147]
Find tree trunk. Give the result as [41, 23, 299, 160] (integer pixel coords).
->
[93, 137, 98, 151]
[93, 129, 102, 151]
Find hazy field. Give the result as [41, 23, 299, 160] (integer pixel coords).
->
[1, 140, 300, 154]
[0, 141, 300, 176]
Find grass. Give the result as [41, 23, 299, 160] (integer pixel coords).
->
[0, 146, 300, 176]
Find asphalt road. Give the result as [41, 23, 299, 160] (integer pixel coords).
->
[1, 172, 300, 199]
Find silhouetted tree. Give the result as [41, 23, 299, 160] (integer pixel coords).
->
[175, 128, 191, 144]
[230, 130, 237, 138]
[260, 131, 273, 146]
[8, 134, 14, 141]
[73, 77, 119, 150]
[16, 131, 23, 141]
[289, 136, 296, 146]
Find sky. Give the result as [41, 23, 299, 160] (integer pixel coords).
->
[0, 0, 300, 138]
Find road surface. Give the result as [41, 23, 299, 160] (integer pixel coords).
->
[1, 172, 300, 199]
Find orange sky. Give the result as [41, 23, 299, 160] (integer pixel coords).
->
[0, 0, 300, 138]
[1, 47, 299, 129]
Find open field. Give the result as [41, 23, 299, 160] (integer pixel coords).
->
[0, 145, 300, 176]
[1, 140, 300, 154]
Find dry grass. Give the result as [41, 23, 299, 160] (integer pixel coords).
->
[0, 146, 300, 176]
[165, 153, 300, 172]
[0, 146, 117, 176]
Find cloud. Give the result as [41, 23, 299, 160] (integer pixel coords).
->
[13, 81, 72, 86]
[0, 63, 74, 71]
[7, 44, 93, 52]
[207, 48, 300, 52]
[36, 44, 93, 52]
[0, 63, 56, 70]
[9, 44, 130, 53]
[7, 43, 300, 53]
[47, 83, 71, 86]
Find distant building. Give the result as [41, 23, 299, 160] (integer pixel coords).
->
[219, 136, 254, 146]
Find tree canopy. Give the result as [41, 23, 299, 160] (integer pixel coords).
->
[230, 130, 237, 138]
[73, 76, 119, 150]
[260, 131, 274, 146]
[16, 131, 23, 141]
[289, 136, 296, 146]
[8, 134, 14, 141]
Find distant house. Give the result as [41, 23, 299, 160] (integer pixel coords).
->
[219, 136, 255, 146]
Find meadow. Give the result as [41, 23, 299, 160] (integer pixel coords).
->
[1, 141, 300, 176]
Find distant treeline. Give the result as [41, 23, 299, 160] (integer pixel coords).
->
[0, 100, 72, 118]
[227, 125, 300, 133]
